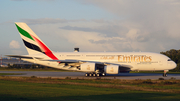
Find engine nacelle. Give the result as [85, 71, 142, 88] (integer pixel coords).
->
[80, 63, 96, 72]
[104, 65, 119, 74]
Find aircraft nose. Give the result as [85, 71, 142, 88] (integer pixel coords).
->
[172, 61, 177, 69]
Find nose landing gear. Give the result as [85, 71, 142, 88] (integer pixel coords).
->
[163, 70, 168, 77]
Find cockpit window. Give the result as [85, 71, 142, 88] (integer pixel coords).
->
[168, 59, 172, 61]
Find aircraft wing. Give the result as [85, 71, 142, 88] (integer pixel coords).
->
[6, 55, 132, 72]
[43, 59, 133, 69]
[44, 59, 105, 63]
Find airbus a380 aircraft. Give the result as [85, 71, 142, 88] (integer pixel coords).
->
[7, 22, 177, 77]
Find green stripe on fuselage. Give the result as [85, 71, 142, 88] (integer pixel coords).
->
[15, 24, 34, 41]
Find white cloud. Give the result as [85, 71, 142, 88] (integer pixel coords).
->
[21, 18, 87, 25]
[17, 0, 180, 53]
[69, 0, 180, 52]
[9, 40, 20, 49]
[62, 30, 108, 51]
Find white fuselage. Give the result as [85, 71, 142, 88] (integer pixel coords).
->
[22, 52, 177, 72]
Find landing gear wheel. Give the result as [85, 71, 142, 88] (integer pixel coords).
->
[163, 73, 167, 77]
[85, 73, 102, 77]
[102, 73, 106, 76]
[85, 73, 89, 77]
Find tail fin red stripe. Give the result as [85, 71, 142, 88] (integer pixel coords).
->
[31, 35, 58, 60]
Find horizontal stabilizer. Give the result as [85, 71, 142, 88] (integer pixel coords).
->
[6, 55, 43, 59]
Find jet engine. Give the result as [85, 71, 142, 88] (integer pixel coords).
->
[104, 65, 119, 74]
[80, 63, 96, 72]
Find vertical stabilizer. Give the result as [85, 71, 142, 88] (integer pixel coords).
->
[15, 22, 58, 60]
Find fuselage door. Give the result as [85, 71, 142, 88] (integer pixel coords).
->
[159, 61, 163, 65]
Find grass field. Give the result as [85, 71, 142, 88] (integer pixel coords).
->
[0, 76, 180, 101]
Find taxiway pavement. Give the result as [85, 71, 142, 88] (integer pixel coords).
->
[1, 71, 180, 80]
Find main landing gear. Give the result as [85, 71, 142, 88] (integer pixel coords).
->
[163, 70, 168, 77]
[85, 73, 106, 77]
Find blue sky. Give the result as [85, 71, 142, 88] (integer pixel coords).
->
[1, 0, 180, 56]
